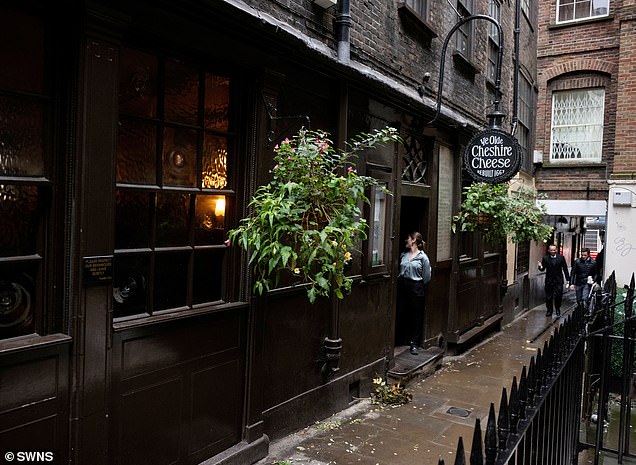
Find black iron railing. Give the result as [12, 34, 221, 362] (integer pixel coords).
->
[581, 272, 636, 464]
[439, 271, 636, 465]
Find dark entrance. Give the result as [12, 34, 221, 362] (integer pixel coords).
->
[395, 196, 429, 347]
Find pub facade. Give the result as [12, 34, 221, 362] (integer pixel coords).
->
[0, 0, 538, 464]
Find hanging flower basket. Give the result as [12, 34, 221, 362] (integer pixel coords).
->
[476, 212, 494, 226]
[228, 127, 402, 303]
[452, 182, 553, 244]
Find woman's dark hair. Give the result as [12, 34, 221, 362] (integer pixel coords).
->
[409, 231, 425, 251]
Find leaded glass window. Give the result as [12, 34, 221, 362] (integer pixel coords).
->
[557, 0, 609, 23]
[401, 134, 429, 184]
[114, 46, 235, 319]
[550, 88, 604, 162]
[0, 7, 50, 340]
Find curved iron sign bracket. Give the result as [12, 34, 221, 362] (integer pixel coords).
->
[426, 14, 504, 129]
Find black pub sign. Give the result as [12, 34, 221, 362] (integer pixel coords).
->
[463, 128, 522, 183]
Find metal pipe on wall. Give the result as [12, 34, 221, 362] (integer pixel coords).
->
[336, 0, 351, 64]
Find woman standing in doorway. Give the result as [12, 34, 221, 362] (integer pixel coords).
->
[397, 232, 432, 355]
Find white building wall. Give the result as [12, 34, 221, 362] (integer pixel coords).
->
[605, 181, 636, 286]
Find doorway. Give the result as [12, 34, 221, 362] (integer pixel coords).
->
[395, 196, 429, 347]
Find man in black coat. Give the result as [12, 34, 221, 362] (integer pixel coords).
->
[569, 247, 597, 310]
[538, 244, 571, 317]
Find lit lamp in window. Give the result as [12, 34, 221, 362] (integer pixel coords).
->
[199, 195, 225, 231]
[214, 197, 225, 221]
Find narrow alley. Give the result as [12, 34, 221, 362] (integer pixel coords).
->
[256, 293, 578, 465]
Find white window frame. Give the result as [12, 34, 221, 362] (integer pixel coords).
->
[549, 88, 605, 164]
[556, 0, 609, 24]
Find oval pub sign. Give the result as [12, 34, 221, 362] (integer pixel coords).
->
[463, 128, 522, 183]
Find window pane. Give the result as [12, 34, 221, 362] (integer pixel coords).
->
[115, 190, 150, 249]
[575, 0, 592, 19]
[154, 252, 188, 310]
[116, 120, 157, 184]
[558, 2, 574, 21]
[119, 47, 157, 118]
[0, 185, 39, 257]
[195, 195, 226, 245]
[193, 249, 225, 304]
[162, 127, 197, 187]
[370, 187, 387, 266]
[156, 192, 190, 247]
[202, 135, 228, 189]
[0, 8, 44, 94]
[164, 59, 198, 125]
[592, 0, 608, 15]
[205, 74, 230, 131]
[0, 262, 36, 339]
[550, 88, 604, 162]
[113, 254, 149, 318]
[0, 96, 45, 177]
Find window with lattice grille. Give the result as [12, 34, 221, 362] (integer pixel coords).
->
[549, 88, 604, 163]
[401, 134, 430, 184]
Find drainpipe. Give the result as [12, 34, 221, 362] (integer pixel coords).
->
[511, 0, 521, 135]
[336, 0, 351, 64]
[321, 84, 348, 379]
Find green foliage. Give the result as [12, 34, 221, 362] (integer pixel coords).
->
[609, 295, 634, 379]
[228, 127, 401, 303]
[371, 376, 412, 406]
[452, 182, 554, 244]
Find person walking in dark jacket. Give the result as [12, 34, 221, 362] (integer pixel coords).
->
[538, 244, 571, 317]
[569, 247, 597, 310]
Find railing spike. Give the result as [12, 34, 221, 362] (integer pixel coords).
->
[498, 387, 509, 451]
[485, 403, 498, 465]
[509, 376, 519, 434]
[535, 349, 543, 393]
[454, 436, 466, 465]
[470, 418, 483, 465]
[527, 357, 536, 406]
[439, 459, 446, 465]
[519, 366, 527, 420]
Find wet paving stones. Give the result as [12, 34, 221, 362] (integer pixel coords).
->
[257, 297, 577, 465]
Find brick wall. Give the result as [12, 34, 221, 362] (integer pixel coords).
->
[241, 0, 537, 130]
[534, 0, 629, 199]
[613, 7, 636, 175]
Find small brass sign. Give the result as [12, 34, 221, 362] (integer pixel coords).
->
[83, 255, 113, 286]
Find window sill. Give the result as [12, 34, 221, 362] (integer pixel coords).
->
[0, 333, 72, 354]
[549, 14, 613, 30]
[398, 4, 437, 44]
[541, 160, 606, 168]
[452, 51, 480, 77]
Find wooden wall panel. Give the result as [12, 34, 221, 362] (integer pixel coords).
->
[111, 309, 246, 465]
[0, 336, 70, 462]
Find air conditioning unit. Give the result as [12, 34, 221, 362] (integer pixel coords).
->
[613, 190, 633, 206]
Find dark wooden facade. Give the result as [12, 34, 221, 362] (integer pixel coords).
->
[0, 1, 537, 463]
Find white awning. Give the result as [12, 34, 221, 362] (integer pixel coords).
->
[538, 199, 607, 216]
